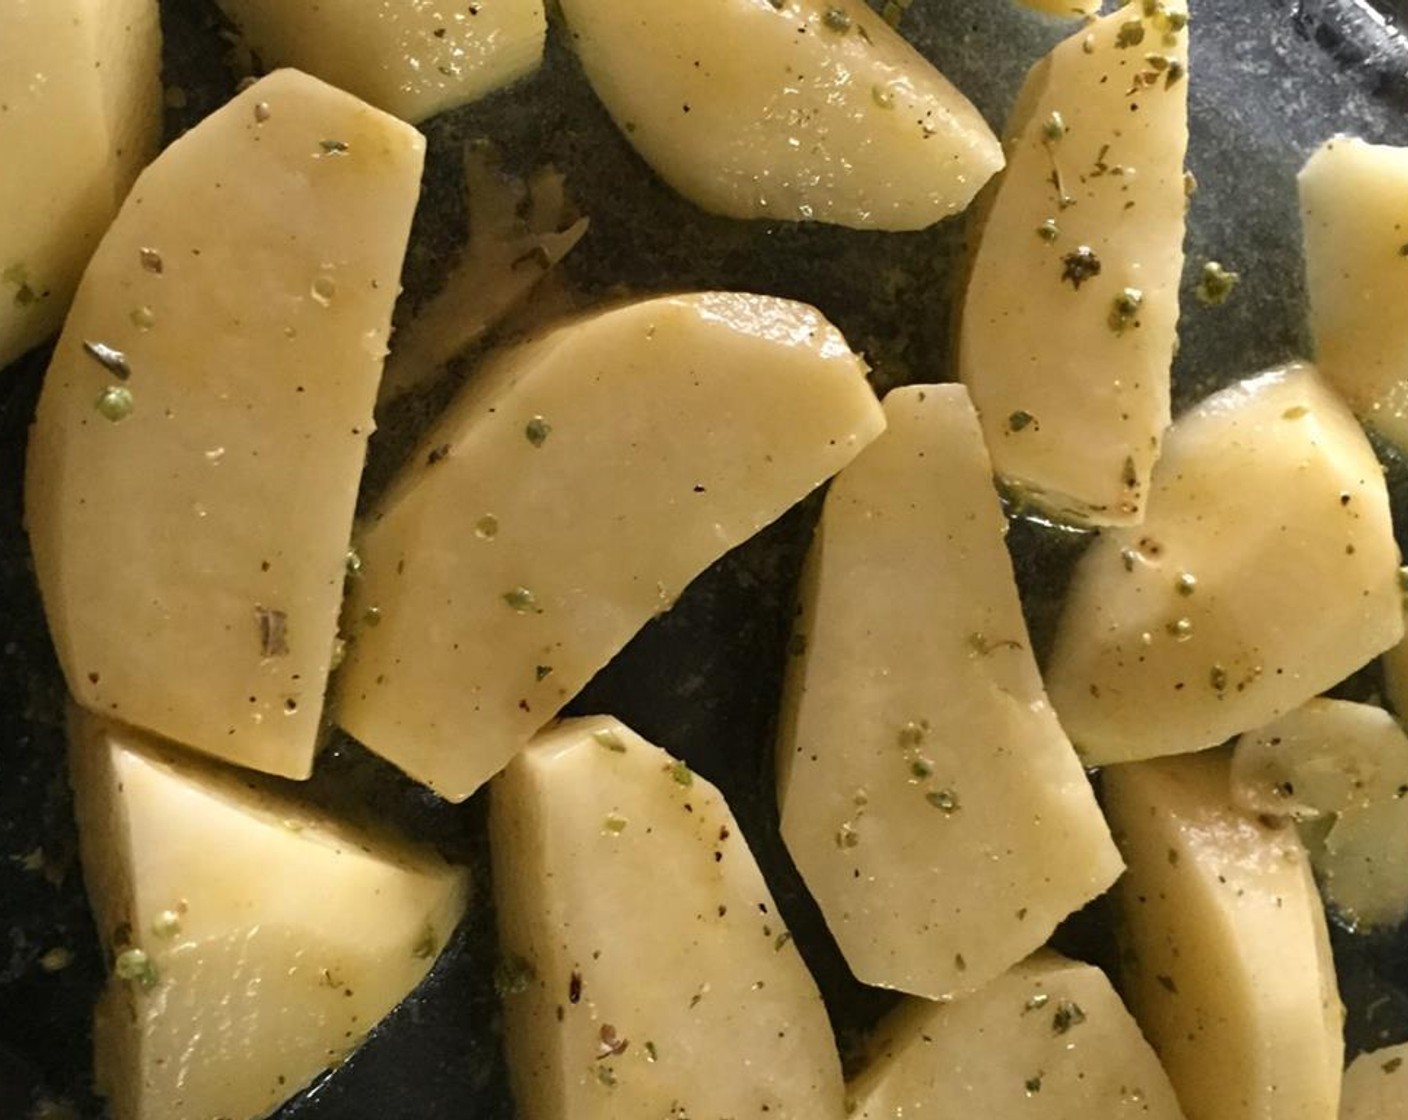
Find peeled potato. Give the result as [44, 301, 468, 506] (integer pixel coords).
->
[1299, 136, 1408, 452]
[1343, 1045, 1408, 1119]
[1103, 752, 1343, 1120]
[0, 0, 161, 369]
[337, 292, 884, 801]
[557, 0, 1003, 230]
[1015, 0, 1101, 15]
[959, 0, 1189, 526]
[216, 0, 546, 124]
[777, 385, 1120, 1000]
[1047, 363, 1403, 766]
[25, 70, 425, 778]
[492, 716, 845, 1120]
[69, 709, 470, 1120]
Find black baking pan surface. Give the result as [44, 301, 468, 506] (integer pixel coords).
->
[4, 0, 1408, 1116]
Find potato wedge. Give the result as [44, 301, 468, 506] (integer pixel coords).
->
[25, 70, 424, 779]
[1047, 363, 1403, 766]
[337, 292, 884, 801]
[0, 0, 161, 369]
[491, 716, 845, 1120]
[68, 709, 470, 1120]
[1299, 136, 1408, 452]
[556, 0, 1002, 230]
[959, 0, 1189, 526]
[1103, 752, 1343, 1120]
[215, 0, 545, 124]
[777, 385, 1121, 999]
[848, 951, 1186, 1119]
[1343, 1045, 1408, 1119]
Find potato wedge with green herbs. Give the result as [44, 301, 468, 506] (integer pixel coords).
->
[1, 0, 161, 369]
[1103, 752, 1343, 1120]
[337, 292, 884, 802]
[70, 709, 470, 1120]
[26, 71, 424, 780]
[848, 952, 1186, 1120]
[1046, 363, 1403, 766]
[1343, 1045, 1408, 1119]
[491, 716, 846, 1120]
[1299, 136, 1408, 453]
[216, 0, 545, 124]
[777, 385, 1121, 1000]
[960, 0, 1189, 526]
[556, 0, 1002, 230]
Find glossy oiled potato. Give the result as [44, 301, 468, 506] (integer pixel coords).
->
[557, 0, 1003, 229]
[26, 70, 425, 779]
[777, 385, 1120, 1000]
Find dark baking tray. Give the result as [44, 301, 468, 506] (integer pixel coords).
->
[4, 0, 1408, 1115]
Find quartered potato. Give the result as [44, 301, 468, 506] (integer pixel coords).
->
[0, 0, 161, 369]
[216, 0, 546, 123]
[69, 709, 470, 1120]
[337, 292, 884, 802]
[1047, 363, 1403, 766]
[960, 0, 1189, 526]
[1104, 752, 1343, 1120]
[25, 71, 424, 779]
[557, 0, 1003, 230]
[1343, 1045, 1408, 1120]
[1299, 136, 1408, 453]
[848, 951, 1186, 1120]
[777, 385, 1121, 1000]
[491, 716, 846, 1120]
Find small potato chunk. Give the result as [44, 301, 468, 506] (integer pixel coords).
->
[491, 716, 846, 1120]
[1343, 1045, 1408, 1119]
[1047, 363, 1403, 766]
[1299, 137, 1408, 452]
[337, 292, 884, 801]
[777, 385, 1121, 999]
[848, 951, 1186, 1120]
[216, 0, 545, 124]
[1104, 752, 1343, 1120]
[69, 709, 470, 1120]
[0, 0, 161, 369]
[25, 71, 425, 779]
[556, 0, 1003, 230]
[959, 0, 1189, 526]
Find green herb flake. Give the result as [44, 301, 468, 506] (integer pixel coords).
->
[1108, 288, 1144, 334]
[593, 727, 628, 753]
[150, 910, 182, 939]
[1025, 1074, 1044, 1095]
[836, 822, 860, 849]
[1167, 617, 1193, 640]
[897, 720, 928, 749]
[1196, 261, 1241, 306]
[669, 760, 694, 787]
[1061, 246, 1103, 290]
[114, 947, 159, 992]
[822, 6, 852, 32]
[363, 605, 383, 627]
[535, 664, 553, 681]
[595, 1066, 618, 1089]
[603, 812, 629, 835]
[1036, 218, 1060, 242]
[926, 789, 960, 814]
[1176, 572, 1197, 596]
[95, 385, 134, 423]
[644, 1041, 659, 1062]
[1052, 1000, 1087, 1034]
[1210, 664, 1228, 692]
[910, 758, 935, 780]
[1008, 410, 1036, 432]
[872, 84, 896, 109]
[475, 514, 499, 540]
[1115, 20, 1146, 48]
[345, 548, 363, 577]
[1385, 1057, 1404, 1074]
[774, 931, 793, 951]
[319, 139, 350, 154]
[503, 586, 539, 613]
[493, 952, 537, 997]
[1042, 111, 1067, 143]
[139, 247, 164, 274]
[3, 263, 40, 308]
[525, 416, 552, 447]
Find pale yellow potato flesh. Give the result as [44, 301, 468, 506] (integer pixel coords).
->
[1015, 0, 1101, 16]
[776, 384, 1121, 999]
[0, 0, 161, 370]
[849, 951, 1186, 1119]
[25, 70, 425, 779]
[217, 0, 546, 124]
[337, 291, 884, 801]
[1104, 752, 1343, 1120]
[1047, 363, 1403, 766]
[491, 716, 846, 1120]
[1299, 136, 1408, 452]
[1343, 1045, 1408, 1119]
[960, 0, 1189, 526]
[68, 709, 470, 1120]
[557, 0, 1003, 230]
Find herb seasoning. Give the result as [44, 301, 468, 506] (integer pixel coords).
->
[95, 386, 134, 423]
[1196, 261, 1241, 306]
[1061, 247, 1103, 290]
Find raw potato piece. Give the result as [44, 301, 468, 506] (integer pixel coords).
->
[0, 0, 161, 370]
[557, 0, 1003, 230]
[338, 292, 884, 801]
[1343, 1045, 1408, 1119]
[69, 710, 470, 1120]
[217, 0, 546, 123]
[1299, 137, 1408, 452]
[1104, 753, 1343, 1120]
[1015, 0, 1101, 15]
[1047, 363, 1403, 766]
[960, 0, 1189, 525]
[25, 71, 425, 779]
[776, 385, 1121, 999]
[848, 951, 1186, 1120]
[491, 716, 846, 1120]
